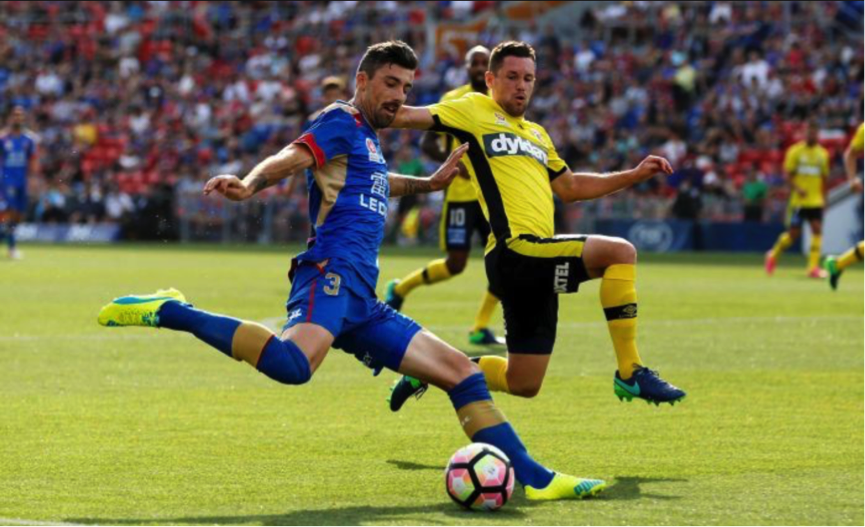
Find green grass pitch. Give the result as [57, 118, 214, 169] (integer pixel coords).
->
[1, 244, 862, 525]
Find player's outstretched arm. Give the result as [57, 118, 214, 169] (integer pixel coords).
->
[389, 143, 469, 197]
[844, 144, 863, 192]
[551, 155, 673, 203]
[390, 105, 436, 130]
[203, 144, 315, 201]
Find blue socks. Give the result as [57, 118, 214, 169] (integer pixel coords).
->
[448, 373, 554, 489]
[158, 301, 240, 356]
[157, 301, 311, 385]
[473, 423, 554, 489]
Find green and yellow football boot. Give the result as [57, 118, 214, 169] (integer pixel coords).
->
[525, 473, 607, 501]
[97, 288, 186, 328]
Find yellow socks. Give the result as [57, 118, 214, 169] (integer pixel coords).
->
[600, 264, 643, 380]
[838, 241, 864, 270]
[471, 291, 500, 332]
[477, 356, 510, 393]
[771, 232, 793, 259]
[394, 258, 452, 298]
[808, 234, 822, 271]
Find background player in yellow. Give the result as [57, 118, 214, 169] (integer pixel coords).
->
[824, 123, 864, 290]
[765, 121, 830, 278]
[387, 41, 685, 410]
[384, 46, 505, 346]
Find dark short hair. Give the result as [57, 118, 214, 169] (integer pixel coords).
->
[357, 40, 418, 79]
[489, 41, 536, 73]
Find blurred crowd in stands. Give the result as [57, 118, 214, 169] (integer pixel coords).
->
[0, 1, 862, 241]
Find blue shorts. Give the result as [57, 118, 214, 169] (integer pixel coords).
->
[283, 258, 422, 375]
[0, 183, 26, 213]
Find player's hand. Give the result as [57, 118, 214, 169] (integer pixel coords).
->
[850, 179, 863, 193]
[794, 185, 807, 197]
[429, 143, 470, 191]
[632, 155, 674, 182]
[203, 175, 252, 201]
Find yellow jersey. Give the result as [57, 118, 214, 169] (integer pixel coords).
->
[783, 141, 829, 208]
[850, 123, 864, 153]
[438, 84, 485, 203]
[429, 92, 569, 251]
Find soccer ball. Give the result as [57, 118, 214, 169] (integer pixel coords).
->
[445, 443, 515, 510]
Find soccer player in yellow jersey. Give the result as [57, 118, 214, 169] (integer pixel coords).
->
[385, 46, 506, 347]
[387, 41, 685, 409]
[824, 123, 864, 290]
[765, 121, 831, 278]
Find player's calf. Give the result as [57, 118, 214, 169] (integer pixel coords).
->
[158, 301, 316, 385]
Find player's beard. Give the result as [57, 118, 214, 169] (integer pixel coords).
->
[372, 101, 400, 129]
[501, 99, 527, 118]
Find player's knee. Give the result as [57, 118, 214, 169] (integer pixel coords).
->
[506, 373, 542, 398]
[444, 357, 481, 391]
[445, 254, 468, 275]
[610, 238, 637, 265]
[623, 240, 637, 264]
[256, 338, 312, 385]
[508, 383, 541, 399]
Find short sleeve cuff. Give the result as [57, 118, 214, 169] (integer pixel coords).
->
[548, 166, 568, 182]
[293, 133, 326, 168]
[430, 114, 448, 133]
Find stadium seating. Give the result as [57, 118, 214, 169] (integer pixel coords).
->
[0, 1, 860, 237]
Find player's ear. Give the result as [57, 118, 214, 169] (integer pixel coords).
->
[355, 71, 368, 92]
[485, 70, 494, 90]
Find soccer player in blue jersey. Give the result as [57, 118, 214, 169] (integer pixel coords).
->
[97, 41, 606, 501]
[0, 106, 38, 259]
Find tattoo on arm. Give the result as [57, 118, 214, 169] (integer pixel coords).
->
[389, 173, 433, 197]
[250, 175, 272, 193]
[402, 177, 431, 196]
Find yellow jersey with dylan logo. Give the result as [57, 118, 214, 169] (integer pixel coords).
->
[438, 84, 485, 203]
[783, 141, 829, 208]
[429, 92, 569, 250]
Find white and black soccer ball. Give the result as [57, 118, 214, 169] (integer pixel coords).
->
[444, 442, 515, 510]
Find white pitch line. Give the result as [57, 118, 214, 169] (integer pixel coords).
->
[0, 519, 83, 526]
[0, 315, 858, 343]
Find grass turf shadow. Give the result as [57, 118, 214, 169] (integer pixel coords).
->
[600, 476, 686, 501]
[68, 502, 528, 526]
[68, 477, 685, 525]
[387, 459, 442, 471]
